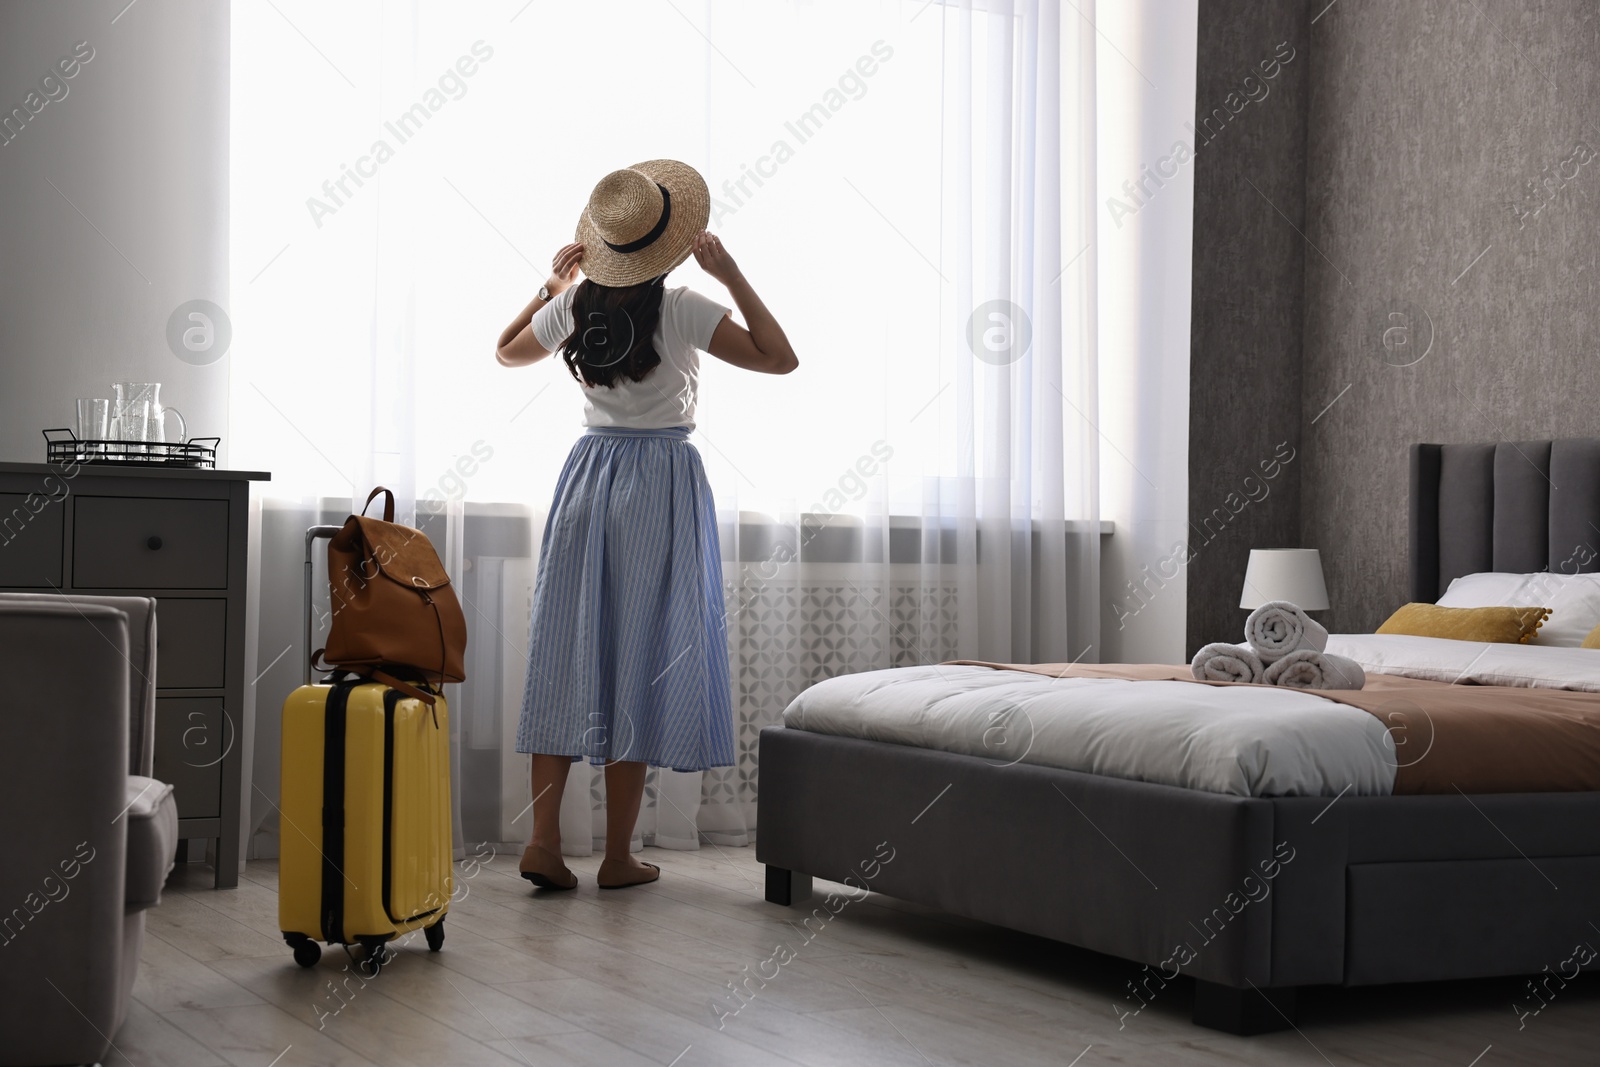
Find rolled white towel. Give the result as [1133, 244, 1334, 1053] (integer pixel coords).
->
[1244, 600, 1328, 663]
[1262, 648, 1365, 690]
[1190, 642, 1265, 684]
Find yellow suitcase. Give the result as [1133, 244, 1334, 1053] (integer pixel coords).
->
[279, 523, 455, 973]
[279, 677, 452, 973]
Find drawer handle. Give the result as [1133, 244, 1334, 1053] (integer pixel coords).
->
[147, 535, 163, 551]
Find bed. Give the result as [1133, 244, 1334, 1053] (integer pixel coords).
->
[755, 438, 1600, 1034]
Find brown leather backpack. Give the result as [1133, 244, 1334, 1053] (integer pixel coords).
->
[313, 487, 467, 704]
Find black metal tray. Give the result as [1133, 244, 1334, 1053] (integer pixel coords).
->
[44, 429, 219, 469]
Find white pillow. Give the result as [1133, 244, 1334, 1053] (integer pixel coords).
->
[1436, 572, 1532, 608]
[1436, 571, 1600, 646]
[1529, 574, 1600, 645]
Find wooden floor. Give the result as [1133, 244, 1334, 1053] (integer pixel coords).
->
[112, 847, 1599, 1067]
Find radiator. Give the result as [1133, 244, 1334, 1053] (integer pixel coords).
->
[717, 562, 962, 814]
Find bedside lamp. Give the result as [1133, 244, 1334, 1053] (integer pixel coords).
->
[1240, 548, 1329, 611]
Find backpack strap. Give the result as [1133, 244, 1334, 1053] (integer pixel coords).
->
[361, 486, 396, 522]
[361, 667, 441, 727]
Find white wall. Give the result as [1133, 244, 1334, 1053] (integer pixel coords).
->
[1096, 0, 1198, 663]
[0, 0, 230, 463]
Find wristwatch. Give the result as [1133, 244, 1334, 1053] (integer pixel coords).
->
[538, 284, 554, 302]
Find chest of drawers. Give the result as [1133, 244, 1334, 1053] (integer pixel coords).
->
[0, 460, 269, 888]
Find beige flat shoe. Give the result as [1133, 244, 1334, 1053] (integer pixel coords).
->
[596, 858, 660, 890]
[519, 844, 577, 890]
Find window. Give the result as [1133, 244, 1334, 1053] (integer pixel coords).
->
[230, 0, 1048, 520]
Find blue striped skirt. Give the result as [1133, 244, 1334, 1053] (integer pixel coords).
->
[516, 426, 735, 771]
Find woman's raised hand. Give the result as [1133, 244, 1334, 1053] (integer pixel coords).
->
[547, 242, 584, 296]
[692, 232, 742, 286]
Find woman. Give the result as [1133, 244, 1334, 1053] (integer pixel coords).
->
[495, 160, 797, 890]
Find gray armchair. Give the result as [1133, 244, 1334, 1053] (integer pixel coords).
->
[0, 593, 178, 1067]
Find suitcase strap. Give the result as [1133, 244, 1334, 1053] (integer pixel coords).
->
[319, 681, 353, 944]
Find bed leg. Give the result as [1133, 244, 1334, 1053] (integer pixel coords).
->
[764, 865, 813, 906]
[1191, 980, 1297, 1035]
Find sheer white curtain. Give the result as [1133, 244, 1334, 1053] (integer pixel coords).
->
[938, 0, 1101, 665]
[231, 0, 1104, 857]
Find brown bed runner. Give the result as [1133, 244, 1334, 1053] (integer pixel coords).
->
[947, 660, 1600, 794]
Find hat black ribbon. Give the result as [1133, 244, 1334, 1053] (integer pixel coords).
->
[604, 183, 672, 254]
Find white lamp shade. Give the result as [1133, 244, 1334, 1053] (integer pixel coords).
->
[1240, 548, 1329, 610]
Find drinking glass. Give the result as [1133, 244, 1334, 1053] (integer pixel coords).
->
[75, 398, 109, 460]
[76, 398, 109, 439]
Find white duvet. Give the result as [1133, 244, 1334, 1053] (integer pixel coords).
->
[782, 664, 1397, 797]
[782, 636, 1600, 797]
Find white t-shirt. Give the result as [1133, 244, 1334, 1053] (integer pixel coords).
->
[530, 285, 730, 429]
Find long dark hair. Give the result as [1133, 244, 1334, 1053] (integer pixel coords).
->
[558, 276, 666, 387]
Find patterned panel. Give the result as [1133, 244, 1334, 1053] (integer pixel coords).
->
[710, 574, 961, 812]
[890, 585, 961, 667]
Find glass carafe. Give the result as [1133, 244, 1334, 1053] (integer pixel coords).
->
[111, 382, 185, 448]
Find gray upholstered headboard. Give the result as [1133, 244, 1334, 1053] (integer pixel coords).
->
[1410, 439, 1600, 602]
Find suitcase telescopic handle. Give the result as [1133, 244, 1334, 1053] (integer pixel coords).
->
[304, 525, 342, 685]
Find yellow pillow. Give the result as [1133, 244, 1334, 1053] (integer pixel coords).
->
[1581, 623, 1600, 649]
[1377, 603, 1550, 644]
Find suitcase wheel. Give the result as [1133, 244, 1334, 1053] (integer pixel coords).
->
[358, 938, 391, 977]
[284, 933, 321, 968]
[425, 919, 444, 953]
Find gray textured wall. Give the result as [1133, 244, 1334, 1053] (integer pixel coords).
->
[1186, 0, 1311, 652]
[0, 1, 230, 463]
[1301, 0, 1600, 632]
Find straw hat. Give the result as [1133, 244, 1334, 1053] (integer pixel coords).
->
[575, 160, 710, 287]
